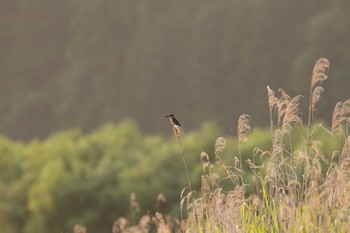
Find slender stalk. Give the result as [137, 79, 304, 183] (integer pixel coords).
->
[307, 83, 313, 156]
[267, 87, 279, 202]
[269, 108, 275, 146]
[174, 127, 200, 233]
[288, 131, 294, 166]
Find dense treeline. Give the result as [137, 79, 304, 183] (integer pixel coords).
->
[0, 0, 349, 139]
[0, 120, 231, 233]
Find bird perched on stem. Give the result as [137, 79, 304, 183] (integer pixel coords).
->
[164, 113, 199, 229]
[165, 114, 184, 139]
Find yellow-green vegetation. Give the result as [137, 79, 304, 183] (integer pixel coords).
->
[0, 120, 225, 233]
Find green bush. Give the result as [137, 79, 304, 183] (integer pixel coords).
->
[0, 120, 224, 233]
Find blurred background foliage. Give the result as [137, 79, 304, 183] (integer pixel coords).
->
[0, 0, 349, 139]
[1, 0, 350, 232]
[0, 120, 235, 233]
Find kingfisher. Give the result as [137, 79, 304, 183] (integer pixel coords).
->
[165, 114, 184, 138]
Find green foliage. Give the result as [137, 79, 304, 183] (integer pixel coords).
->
[0, 120, 224, 233]
[0, 137, 24, 233]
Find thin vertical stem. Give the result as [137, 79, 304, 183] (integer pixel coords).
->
[269, 109, 275, 146]
[288, 131, 294, 166]
[307, 84, 313, 155]
[174, 127, 200, 233]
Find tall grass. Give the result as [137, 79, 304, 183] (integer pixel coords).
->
[79, 58, 350, 232]
[178, 58, 350, 233]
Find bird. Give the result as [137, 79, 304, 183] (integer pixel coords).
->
[165, 114, 184, 138]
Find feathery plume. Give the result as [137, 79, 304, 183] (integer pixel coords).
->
[153, 212, 170, 233]
[272, 129, 284, 158]
[311, 86, 324, 115]
[215, 137, 227, 156]
[238, 114, 251, 144]
[332, 102, 343, 135]
[112, 218, 128, 233]
[279, 88, 291, 105]
[340, 136, 350, 162]
[311, 58, 330, 89]
[200, 151, 210, 173]
[267, 85, 278, 110]
[277, 88, 290, 126]
[282, 95, 303, 132]
[341, 99, 350, 121]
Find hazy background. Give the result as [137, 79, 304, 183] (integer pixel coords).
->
[1, 0, 349, 139]
[1, 1, 350, 233]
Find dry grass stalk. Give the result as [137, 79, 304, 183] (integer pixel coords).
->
[217, 155, 241, 185]
[201, 175, 210, 207]
[196, 186, 244, 232]
[148, 57, 350, 232]
[74, 224, 87, 233]
[276, 88, 302, 133]
[282, 95, 303, 132]
[115, 216, 152, 233]
[331, 100, 350, 136]
[112, 218, 128, 233]
[130, 192, 141, 214]
[312, 86, 324, 116]
[341, 100, 350, 134]
[276, 89, 290, 127]
[138, 216, 151, 232]
[208, 188, 226, 222]
[279, 88, 291, 105]
[311, 58, 330, 89]
[340, 136, 350, 162]
[169, 121, 199, 231]
[341, 99, 350, 117]
[339, 157, 350, 184]
[319, 165, 338, 208]
[246, 159, 264, 170]
[267, 86, 278, 144]
[264, 160, 277, 185]
[226, 185, 245, 212]
[311, 140, 329, 164]
[332, 101, 343, 135]
[153, 212, 170, 233]
[308, 157, 323, 199]
[215, 137, 227, 156]
[308, 58, 330, 149]
[200, 151, 210, 173]
[156, 193, 167, 212]
[237, 114, 251, 175]
[264, 129, 283, 185]
[272, 129, 283, 159]
[267, 85, 278, 111]
[237, 114, 251, 144]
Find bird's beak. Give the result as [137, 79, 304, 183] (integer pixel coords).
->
[165, 115, 169, 118]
